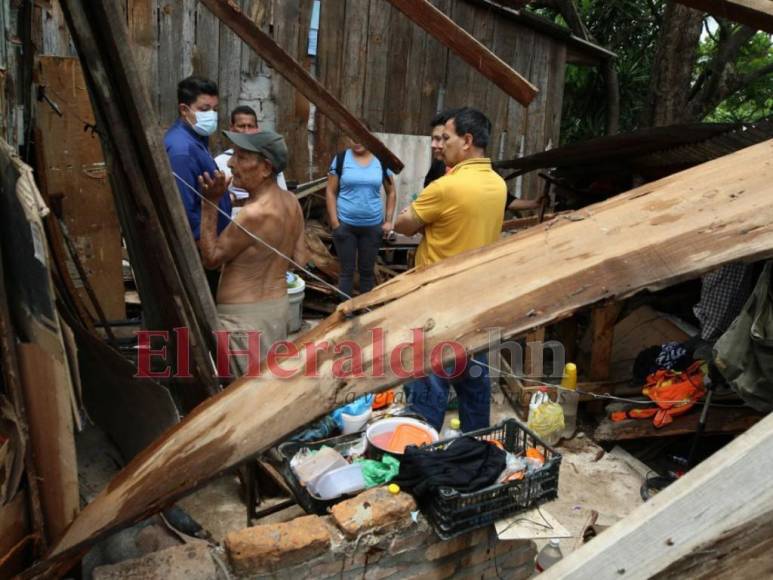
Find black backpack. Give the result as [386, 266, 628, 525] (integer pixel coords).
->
[332, 149, 391, 185]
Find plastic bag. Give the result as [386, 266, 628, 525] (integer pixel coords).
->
[356, 454, 400, 487]
[498, 453, 528, 483]
[527, 397, 564, 446]
[330, 394, 374, 431]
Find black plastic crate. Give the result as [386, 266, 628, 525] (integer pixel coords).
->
[418, 419, 561, 540]
[273, 432, 366, 515]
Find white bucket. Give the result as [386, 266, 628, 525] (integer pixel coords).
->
[286, 272, 305, 333]
[341, 408, 372, 435]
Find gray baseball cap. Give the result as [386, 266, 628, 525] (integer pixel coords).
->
[223, 130, 288, 173]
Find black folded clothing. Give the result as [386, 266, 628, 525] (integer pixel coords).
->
[393, 436, 506, 498]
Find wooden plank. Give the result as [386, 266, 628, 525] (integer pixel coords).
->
[313, 0, 347, 175]
[38, 140, 773, 566]
[589, 301, 623, 381]
[214, 0, 241, 154]
[193, 0, 220, 82]
[416, 0, 451, 132]
[361, 0, 392, 130]
[442, 0, 477, 110]
[59, 0, 221, 410]
[383, 3, 414, 132]
[486, 13, 519, 160]
[0, 142, 50, 555]
[674, 0, 773, 34]
[35, 56, 126, 321]
[273, 0, 307, 181]
[524, 326, 545, 378]
[340, 0, 369, 118]
[126, 0, 157, 103]
[17, 343, 78, 544]
[157, 0, 183, 125]
[544, 412, 773, 579]
[0, 491, 30, 574]
[384, 0, 538, 107]
[594, 406, 764, 442]
[200, 0, 404, 173]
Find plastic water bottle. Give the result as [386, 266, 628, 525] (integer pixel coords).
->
[442, 417, 462, 440]
[560, 363, 579, 439]
[535, 539, 563, 572]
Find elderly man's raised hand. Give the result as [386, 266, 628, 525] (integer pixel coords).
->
[199, 170, 231, 202]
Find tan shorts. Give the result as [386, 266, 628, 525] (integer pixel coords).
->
[217, 295, 289, 378]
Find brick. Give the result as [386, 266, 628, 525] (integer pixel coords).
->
[92, 543, 216, 580]
[425, 527, 489, 561]
[331, 486, 417, 538]
[225, 514, 331, 575]
[389, 525, 434, 555]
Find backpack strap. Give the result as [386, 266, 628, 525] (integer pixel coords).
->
[333, 149, 347, 179]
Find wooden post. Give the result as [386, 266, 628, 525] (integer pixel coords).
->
[198, 0, 404, 173]
[525, 326, 546, 379]
[384, 0, 538, 106]
[589, 302, 623, 381]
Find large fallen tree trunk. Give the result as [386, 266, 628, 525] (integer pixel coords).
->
[39, 139, 773, 571]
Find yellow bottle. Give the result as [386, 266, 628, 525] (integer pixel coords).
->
[560, 363, 579, 439]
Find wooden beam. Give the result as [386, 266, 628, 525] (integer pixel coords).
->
[198, 0, 404, 173]
[384, 0, 538, 107]
[38, 140, 773, 567]
[674, 0, 773, 34]
[59, 0, 220, 409]
[589, 301, 623, 381]
[594, 406, 764, 441]
[543, 412, 773, 578]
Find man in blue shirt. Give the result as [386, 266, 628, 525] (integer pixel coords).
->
[164, 76, 232, 296]
[164, 75, 232, 241]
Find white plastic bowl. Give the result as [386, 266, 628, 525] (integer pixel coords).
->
[309, 463, 366, 500]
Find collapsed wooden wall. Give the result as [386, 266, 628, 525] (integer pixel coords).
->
[37, 0, 566, 195]
[37, 140, 773, 571]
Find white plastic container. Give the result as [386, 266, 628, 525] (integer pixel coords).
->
[310, 463, 366, 500]
[535, 539, 563, 572]
[291, 447, 347, 487]
[286, 272, 305, 333]
[341, 408, 373, 435]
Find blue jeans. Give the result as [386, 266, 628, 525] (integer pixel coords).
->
[405, 353, 491, 432]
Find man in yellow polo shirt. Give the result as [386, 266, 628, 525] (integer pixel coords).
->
[394, 107, 506, 432]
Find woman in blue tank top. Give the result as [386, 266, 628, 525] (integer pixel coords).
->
[325, 136, 397, 297]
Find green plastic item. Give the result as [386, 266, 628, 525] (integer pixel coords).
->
[356, 454, 400, 487]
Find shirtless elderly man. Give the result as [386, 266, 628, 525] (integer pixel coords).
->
[199, 130, 306, 377]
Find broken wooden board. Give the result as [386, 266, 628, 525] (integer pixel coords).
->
[198, 0, 404, 173]
[0, 491, 31, 577]
[385, 0, 538, 107]
[42, 140, 773, 565]
[674, 0, 773, 34]
[0, 139, 76, 549]
[543, 411, 773, 579]
[35, 55, 125, 321]
[594, 406, 764, 442]
[60, 0, 220, 409]
[16, 344, 79, 545]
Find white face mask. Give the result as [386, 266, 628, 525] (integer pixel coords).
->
[191, 110, 218, 136]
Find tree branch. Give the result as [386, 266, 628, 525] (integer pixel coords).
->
[687, 24, 757, 119]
